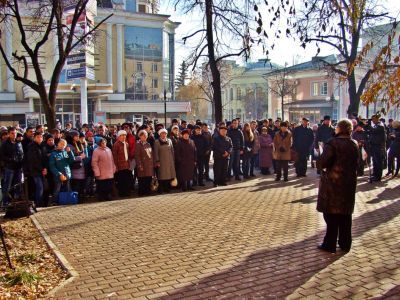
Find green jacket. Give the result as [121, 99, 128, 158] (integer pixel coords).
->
[49, 149, 75, 181]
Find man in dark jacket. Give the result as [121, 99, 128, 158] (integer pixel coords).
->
[293, 118, 314, 177]
[0, 127, 24, 206]
[202, 123, 213, 181]
[365, 114, 386, 181]
[227, 119, 244, 180]
[191, 125, 207, 186]
[315, 116, 335, 149]
[26, 132, 47, 207]
[212, 124, 233, 187]
[317, 119, 359, 253]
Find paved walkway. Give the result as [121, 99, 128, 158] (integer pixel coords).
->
[34, 170, 400, 299]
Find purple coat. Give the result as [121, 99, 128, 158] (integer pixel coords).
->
[259, 134, 273, 168]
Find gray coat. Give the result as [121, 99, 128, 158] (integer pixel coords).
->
[154, 139, 176, 180]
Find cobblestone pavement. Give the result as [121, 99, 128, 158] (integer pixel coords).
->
[34, 168, 400, 300]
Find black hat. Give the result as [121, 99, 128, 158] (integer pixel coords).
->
[79, 132, 85, 138]
[302, 117, 310, 122]
[69, 130, 79, 137]
[181, 129, 191, 135]
[193, 125, 201, 130]
[323, 115, 331, 121]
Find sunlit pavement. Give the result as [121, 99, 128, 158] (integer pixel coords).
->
[34, 167, 400, 299]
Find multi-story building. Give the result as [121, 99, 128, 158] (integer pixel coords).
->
[220, 59, 277, 122]
[265, 55, 350, 124]
[0, 0, 190, 127]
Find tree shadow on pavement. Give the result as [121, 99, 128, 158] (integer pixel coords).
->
[159, 200, 400, 299]
[289, 195, 317, 204]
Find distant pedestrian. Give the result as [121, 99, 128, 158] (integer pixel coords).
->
[258, 127, 273, 175]
[317, 118, 359, 253]
[176, 129, 196, 191]
[273, 122, 292, 181]
[113, 130, 133, 197]
[292, 117, 314, 177]
[154, 129, 176, 193]
[135, 130, 154, 196]
[212, 124, 232, 187]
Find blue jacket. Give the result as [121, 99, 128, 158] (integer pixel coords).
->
[49, 149, 75, 181]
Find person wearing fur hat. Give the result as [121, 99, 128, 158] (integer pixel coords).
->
[154, 128, 176, 193]
[112, 130, 133, 197]
[176, 129, 197, 191]
[92, 138, 116, 201]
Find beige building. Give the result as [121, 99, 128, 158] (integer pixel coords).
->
[0, 0, 190, 127]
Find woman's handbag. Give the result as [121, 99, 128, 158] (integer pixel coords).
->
[150, 177, 159, 192]
[170, 178, 178, 187]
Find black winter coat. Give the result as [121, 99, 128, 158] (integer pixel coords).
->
[365, 123, 386, 148]
[293, 125, 314, 153]
[175, 139, 197, 181]
[192, 134, 208, 157]
[0, 139, 24, 170]
[26, 142, 47, 177]
[315, 124, 335, 147]
[212, 135, 233, 159]
[317, 135, 359, 215]
[227, 128, 244, 150]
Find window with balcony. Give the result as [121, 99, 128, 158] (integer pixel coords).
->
[137, 62, 143, 72]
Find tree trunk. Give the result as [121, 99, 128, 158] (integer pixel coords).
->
[205, 0, 223, 124]
[281, 95, 284, 121]
[347, 72, 360, 117]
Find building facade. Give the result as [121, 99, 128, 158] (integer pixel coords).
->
[220, 59, 277, 122]
[265, 56, 350, 124]
[0, 0, 190, 127]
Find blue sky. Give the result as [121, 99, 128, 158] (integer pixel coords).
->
[160, 0, 400, 68]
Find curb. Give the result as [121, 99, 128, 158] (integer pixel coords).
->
[30, 214, 79, 298]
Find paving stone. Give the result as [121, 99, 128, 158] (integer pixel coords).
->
[33, 169, 400, 299]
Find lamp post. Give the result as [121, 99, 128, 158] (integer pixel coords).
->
[159, 90, 172, 126]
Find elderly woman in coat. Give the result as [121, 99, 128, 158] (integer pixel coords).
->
[273, 121, 292, 181]
[154, 128, 176, 193]
[316, 118, 359, 253]
[259, 127, 273, 175]
[91, 138, 116, 201]
[135, 130, 154, 196]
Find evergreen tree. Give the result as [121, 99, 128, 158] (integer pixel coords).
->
[175, 61, 188, 89]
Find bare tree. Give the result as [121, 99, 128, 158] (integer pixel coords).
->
[0, 0, 112, 128]
[256, 0, 396, 117]
[174, 0, 258, 123]
[266, 64, 297, 121]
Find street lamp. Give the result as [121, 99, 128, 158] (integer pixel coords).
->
[159, 90, 172, 126]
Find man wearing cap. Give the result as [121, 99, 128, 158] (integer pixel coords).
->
[212, 124, 233, 187]
[315, 116, 335, 150]
[293, 118, 314, 177]
[365, 114, 386, 181]
[112, 130, 133, 197]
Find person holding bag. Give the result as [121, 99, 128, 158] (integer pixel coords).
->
[48, 139, 75, 203]
[273, 121, 292, 181]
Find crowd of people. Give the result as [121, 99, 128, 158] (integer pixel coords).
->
[0, 114, 398, 210]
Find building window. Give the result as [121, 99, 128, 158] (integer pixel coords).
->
[237, 87, 242, 100]
[312, 82, 319, 96]
[137, 62, 143, 72]
[320, 82, 328, 96]
[138, 4, 147, 13]
[152, 78, 158, 88]
[152, 63, 158, 72]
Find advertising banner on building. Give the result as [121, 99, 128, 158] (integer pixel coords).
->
[94, 111, 106, 124]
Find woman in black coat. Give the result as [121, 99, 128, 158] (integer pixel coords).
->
[316, 119, 359, 253]
[175, 129, 196, 191]
[387, 121, 400, 177]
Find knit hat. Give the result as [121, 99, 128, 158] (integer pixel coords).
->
[85, 131, 94, 138]
[96, 137, 106, 146]
[117, 130, 127, 137]
[79, 132, 85, 138]
[171, 125, 179, 130]
[158, 128, 168, 135]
